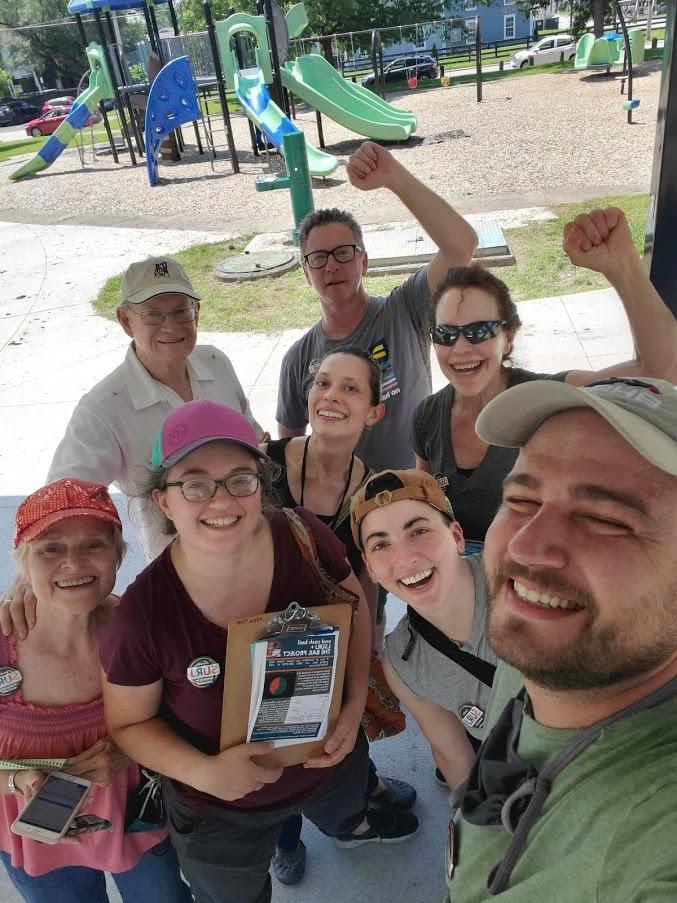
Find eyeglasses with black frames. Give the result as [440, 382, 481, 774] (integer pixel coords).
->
[165, 472, 261, 502]
[127, 304, 197, 327]
[430, 320, 507, 347]
[303, 244, 363, 270]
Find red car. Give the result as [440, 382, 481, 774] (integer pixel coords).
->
[41, 96, 76, 114]
[25, 107, 103, 137]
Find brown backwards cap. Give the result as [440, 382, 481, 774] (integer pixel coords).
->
[350, 469, 454, 551]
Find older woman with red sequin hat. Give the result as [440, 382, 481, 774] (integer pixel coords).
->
[0, 478, 190, 903]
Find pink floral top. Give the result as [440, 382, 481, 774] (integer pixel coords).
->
[0, 633, 166, 877]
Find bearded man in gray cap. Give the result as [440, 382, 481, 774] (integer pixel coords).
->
[445, 377, 677, 903]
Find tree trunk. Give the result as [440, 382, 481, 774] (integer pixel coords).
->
[593, 0, 606, 37]
[320, 36, 336, 68]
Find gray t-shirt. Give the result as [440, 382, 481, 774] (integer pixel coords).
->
[384, 553, 495, 741]
[409, 368, 568, 542]
[276, 268, 431, 472]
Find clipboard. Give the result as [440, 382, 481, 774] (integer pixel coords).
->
[220, 602, 353, 768]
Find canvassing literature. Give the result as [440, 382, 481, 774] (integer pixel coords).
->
[247, 630, 339, 746]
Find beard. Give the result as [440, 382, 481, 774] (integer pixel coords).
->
[484, 559, 677, 692]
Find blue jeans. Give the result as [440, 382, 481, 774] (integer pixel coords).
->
[0, 837, 191, 903]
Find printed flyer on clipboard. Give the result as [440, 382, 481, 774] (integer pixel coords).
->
[247, 630, 339, 747]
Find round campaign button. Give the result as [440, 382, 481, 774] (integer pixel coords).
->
[0, 666, 23, 696]
[458, 703, 485, 730]
[186, 657, 221, 688]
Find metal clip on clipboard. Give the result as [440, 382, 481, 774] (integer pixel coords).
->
[261, 602, 333, 639]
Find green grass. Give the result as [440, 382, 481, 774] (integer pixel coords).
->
[93, 193, 650, 334]
[500, 193, 650, 301]
[0, 138, 46, 162]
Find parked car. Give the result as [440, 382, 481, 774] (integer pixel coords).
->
[510, 34, 576, 68]
[41, 95, 76, 114]
[25, 107, 103, 137]
[0, 100, 41, 126]
[361, 54, 438, 88]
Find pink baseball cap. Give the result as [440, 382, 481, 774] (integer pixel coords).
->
[152, 400, 267, 468]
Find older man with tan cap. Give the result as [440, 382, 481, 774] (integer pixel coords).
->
[446, 376, 677, 902]
[13, 257, 262, 580]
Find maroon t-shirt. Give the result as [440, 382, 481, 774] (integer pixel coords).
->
[99, 508, 351, 812]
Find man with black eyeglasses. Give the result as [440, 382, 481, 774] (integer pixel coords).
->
[46, 257, 262, 562]
[276, 140, 479, 472]
[444, 377, 677, 902]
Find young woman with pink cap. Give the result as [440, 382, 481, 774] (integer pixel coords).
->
[99, 400, 418, 903]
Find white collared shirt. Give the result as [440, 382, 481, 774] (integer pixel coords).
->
[48, 344, 262, 560]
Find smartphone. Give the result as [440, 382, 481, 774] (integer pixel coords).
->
[67, 815, 112, 836]
[11, 772, 92, 845]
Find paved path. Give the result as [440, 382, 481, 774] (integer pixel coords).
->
[0, 217, 633, 902]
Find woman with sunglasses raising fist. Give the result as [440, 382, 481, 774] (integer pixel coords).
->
[410, 206, 677, 548]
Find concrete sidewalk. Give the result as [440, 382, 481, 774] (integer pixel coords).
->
[0, 218, 633, 902]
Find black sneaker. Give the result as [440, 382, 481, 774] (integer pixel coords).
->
[434, 767, 448, 787]
[335, 807, 419, 849]
[271, 841, 306, 885]
[369, 776, 417, 809]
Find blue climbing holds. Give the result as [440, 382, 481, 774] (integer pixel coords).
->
[144, 56, 199, 187]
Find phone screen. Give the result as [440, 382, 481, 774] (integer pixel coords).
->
[18, 775, 90, 833]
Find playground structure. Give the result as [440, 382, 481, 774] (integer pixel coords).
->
[8, 0, 425, 184]
[575, 28, 645, 72]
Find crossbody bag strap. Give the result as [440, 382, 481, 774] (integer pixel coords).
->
[487, 673, 677, 895]
[406, 606, 496, 688]
[283, 508, 360, 628]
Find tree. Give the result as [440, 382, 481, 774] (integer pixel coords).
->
[0, 0, 155, 88]
[0, 64, 10, 94]
[568, 0, 615, 37]
[177, 0, 256, 35]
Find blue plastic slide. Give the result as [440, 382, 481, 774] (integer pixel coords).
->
[234, 69, 338, 177]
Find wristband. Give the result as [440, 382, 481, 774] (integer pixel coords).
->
[7, 771, 19, 794]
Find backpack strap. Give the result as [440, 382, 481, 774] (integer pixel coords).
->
[405, 606, 496, 688]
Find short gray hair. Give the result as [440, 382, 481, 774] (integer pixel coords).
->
[298, 208, 364, 255]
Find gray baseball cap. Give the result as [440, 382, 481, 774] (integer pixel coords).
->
[476, 377, 677, 476]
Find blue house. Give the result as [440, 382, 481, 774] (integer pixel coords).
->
[448, 1, 533, 44]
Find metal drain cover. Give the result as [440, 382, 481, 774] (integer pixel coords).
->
[214, 251, 298, 281]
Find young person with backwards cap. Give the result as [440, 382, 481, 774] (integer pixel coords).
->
[444, 377, 677, 902]
[2, 256, 263, 632]
[350, 470, 497, 791]
[99, 400, 419, 903]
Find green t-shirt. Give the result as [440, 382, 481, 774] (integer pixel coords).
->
[447, 662, 677, 902]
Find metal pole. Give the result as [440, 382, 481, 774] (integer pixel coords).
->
[476, 16, 482, 103]
[262, 0, 284, 107]
[645, 0, 677, 315]
[614, 0, 633, 122]
[94, 9, 136, 165]
[315, 109, 325, 148]
[168, 0, 180, 36]
[202, 0, 240, 173]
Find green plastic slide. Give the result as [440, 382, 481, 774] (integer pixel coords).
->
[281, 55, 417, 142]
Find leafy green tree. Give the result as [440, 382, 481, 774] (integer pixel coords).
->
[177, 0, 255, 35]
[0, 0, 155, 88]
[0, 64, 11, 93]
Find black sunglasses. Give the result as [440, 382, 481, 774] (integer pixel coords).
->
[430, 320, 507, 347]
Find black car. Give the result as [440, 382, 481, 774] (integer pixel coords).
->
[361, 55, 438, 88]
[0, 100, 41, 126]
